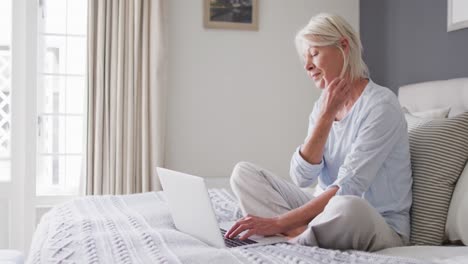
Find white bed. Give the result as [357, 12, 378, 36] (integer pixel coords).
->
[27, 78, 468, 264]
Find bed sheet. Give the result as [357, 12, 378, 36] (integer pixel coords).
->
[378, 245, 468, 263]
[27, 189, 447, 264]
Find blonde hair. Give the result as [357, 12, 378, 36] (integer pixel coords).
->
[295, 13, 369, 81]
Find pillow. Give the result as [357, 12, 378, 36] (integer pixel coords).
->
[445, 164, 468, 245]
[402, 106, 451, 119]
[405, 112, 468, 245]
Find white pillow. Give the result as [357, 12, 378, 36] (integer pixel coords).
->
[446, 164, 468, 245]
[406, 106, 451, 119]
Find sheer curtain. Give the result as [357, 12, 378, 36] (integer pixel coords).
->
[86, 0, 166, 195]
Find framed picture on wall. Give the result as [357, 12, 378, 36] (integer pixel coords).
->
[448, 0, 468, 32]
[204, 0, 258, 31]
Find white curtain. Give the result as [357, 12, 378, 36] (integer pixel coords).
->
[86, 0, 167, 195]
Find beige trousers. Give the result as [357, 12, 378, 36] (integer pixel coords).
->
[230, 161, 407, 252]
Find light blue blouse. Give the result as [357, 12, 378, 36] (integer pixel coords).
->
[290, 80, 412, 239]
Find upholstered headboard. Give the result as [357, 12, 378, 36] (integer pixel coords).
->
[398, 78, 468, 117]
[398, 78, 468, 245]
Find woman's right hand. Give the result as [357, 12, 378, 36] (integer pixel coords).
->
[320, 78, 350, 119]
[224, 214, 284, 240]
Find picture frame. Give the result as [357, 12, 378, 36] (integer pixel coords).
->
[203, 0, 258, 31]
[447, 0, 468, 32]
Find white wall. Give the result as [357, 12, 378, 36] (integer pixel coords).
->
[166, 0, 359, 181]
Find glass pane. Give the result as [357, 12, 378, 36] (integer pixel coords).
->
[36, 155, 60, 189]
[36, 155, 81, 195]
[67, 0, 87, 35]
[39, 76, 85, 114]
[38, 116, 82, 154]
[38, 115, 66, 154]
[65, 116, 83, 153]
[42, 0, 67, 34]
[0, 0, 11, 182]
[0, 160, 10, 182]
[41, 76, 66, 114]
[66, 36, 86, 75]
[43, 36, 66, 74]
[0, 0, 12, 46]
[66, 76, 85, 114]
[64, 155, 81, 192]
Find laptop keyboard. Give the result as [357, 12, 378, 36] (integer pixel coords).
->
[220, 228, 258, 248]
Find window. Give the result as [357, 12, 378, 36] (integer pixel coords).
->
[36, 0, 87, 195]
[0, 0, 12, 182]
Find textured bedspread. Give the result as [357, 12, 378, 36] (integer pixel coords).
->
[27, 189, 427, 264]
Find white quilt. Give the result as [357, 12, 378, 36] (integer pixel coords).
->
[27, 189, 428, 264]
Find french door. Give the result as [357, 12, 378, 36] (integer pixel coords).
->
[0, 0, 87, 253]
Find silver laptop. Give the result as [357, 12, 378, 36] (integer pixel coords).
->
[157, 167, 287, 248]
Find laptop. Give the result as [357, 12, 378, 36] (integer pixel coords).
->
[157, 167, 287, 248]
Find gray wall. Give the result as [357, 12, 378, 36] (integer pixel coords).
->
[361, 0, 468, 93]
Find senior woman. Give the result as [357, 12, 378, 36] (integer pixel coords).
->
[225, 13, 412, 252]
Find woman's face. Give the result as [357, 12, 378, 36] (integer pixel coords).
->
[303, 44, 345, 89]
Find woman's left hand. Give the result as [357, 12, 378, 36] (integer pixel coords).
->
[224, 214, 284, 240]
